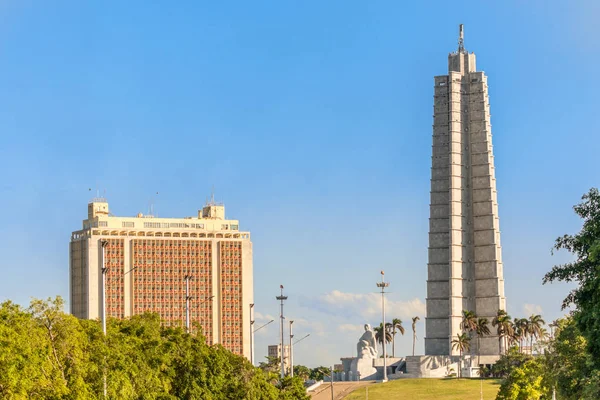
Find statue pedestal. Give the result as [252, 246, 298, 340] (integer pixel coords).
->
[350, 357, 377, 381]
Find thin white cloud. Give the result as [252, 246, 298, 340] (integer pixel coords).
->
[254, 311, 276, 322]
[337, 323, 363, 334]
[299, 290, 425, 324]
[523, 303, 543, 317]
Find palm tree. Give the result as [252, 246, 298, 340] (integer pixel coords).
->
[514, 318, 528, 353]
[390, 318, 405, 358]
[492, 310, 513, 355]
[528, 314, 546, 354]
[412, 316, 420, 356]
[475, 318, 491, 366]
[451, 333, 471, 379]
[374, 322, 393, 356]
[461, 310, 478, 333]
[461, 310, 478, 357]
[549, 320, 559, 339]
[509, 320, 521, 350]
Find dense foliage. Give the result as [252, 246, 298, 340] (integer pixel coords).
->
[0, 297, 309, 400]
[544, 188, 600, 363]
[494, 188, 600, 399]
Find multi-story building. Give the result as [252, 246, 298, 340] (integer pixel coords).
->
[69, 197, 253, 359]
[268, 344, 291, 373]
[425, 25, 506, 364]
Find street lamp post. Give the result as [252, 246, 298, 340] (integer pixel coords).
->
[185, 275, 192, 333]
[250, 303, 255, 365]
[101, 240, 109, 336]
[376, 271, 390, 382]
[100, 240, 109, 398]
[100, 240, 137, 400]
[293, 333, 310, 345]
[254, 319, 274, 333]
[196, 295, 214, 336]
[289, 320, 294, 377]
[276, 285, 288, 378]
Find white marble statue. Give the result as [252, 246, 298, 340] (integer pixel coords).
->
[357, 323, 378, 359]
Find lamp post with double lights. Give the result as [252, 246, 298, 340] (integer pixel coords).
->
[250, 304, 255, 365]
[185, 275, 193, 333]
[100, 239, 137, 398]
[195, 295, 214, 336]
[294, 333, 310, 345]
[376, 270, 390, 382]
[290, 330, 311, 378]
[100, 240, 109, 336]
[250, 318, 275, 365]
[289, 320, 294, 377]
[100, 240, 109, 398]
[254, 319, 274, 333]
[276, 285, 288, 379]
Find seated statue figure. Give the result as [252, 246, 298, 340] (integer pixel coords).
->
[356, 323, 378, 359]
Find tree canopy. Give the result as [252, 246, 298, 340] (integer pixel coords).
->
[0, 297, 309, 400]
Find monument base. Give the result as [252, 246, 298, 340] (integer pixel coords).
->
[350, 357, 377, 380]
[404, 355, 458, 378]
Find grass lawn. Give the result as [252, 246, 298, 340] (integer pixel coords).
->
[345, 378, 501, 400]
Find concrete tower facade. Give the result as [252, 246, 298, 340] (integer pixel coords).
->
[425, 25, 506, 363]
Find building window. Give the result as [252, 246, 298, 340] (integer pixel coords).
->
[122, 222, 135, 228]
[98, 221, 108, 227]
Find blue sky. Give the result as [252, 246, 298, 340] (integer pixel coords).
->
[0, 0, 599, 367]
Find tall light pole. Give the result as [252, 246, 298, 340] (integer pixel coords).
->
[185, 275, 192, 333]
[101, 241, 137, 399]
[289, 320, 294, 377]
[101, 240, 109, 337]
[376, 270, 389, 382]
[293, 333, 310, 345]
[250, 303, 255, 365]
[100, 240, 109, 398]
[254, 319, 274, 333]
[276, 285, 288, 378]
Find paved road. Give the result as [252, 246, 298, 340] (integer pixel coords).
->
[309, 381, 374, 400]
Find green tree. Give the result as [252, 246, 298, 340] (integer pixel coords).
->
[461, 310, 478, 357]
[411, 316, 420, 357]
[495, 358, 547, 400]
[0, 297, 307, 399]
[527, 314, 545, 354]
[0, 300, 52, 399]
[544, 317, 598, 399]
[475, 318, 491, 366]
[374, 323, 393, 355]
[29, 296, 95, 399]
[451, 333, 471, 379]
[492, 310, 513, 355]
[293, 365, 311, 381]
[543, 188, 600, 365]
[390, 318, 405, 358]
[309, 366, 331, 381]
[513, 318, 528, 353]
[492, 346, 532, 379]
[461, 310, 478, 332]
[258, 356, 281, 374]
[276, 376, 310, 400]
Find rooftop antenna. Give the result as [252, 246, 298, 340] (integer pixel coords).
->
[458, 24, 465, 53]
[210, 185, 215, 205]
[148, 191, 159, 217]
